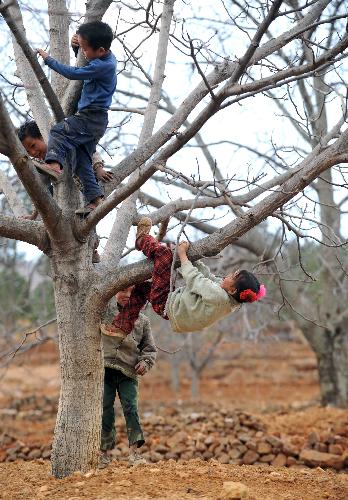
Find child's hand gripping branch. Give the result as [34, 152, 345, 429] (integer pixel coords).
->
[177, 240, 190, 265]
[37, 49, 49, 60]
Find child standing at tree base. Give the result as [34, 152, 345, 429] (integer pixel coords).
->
[104, 218, 266, 337]
[100, 288, 157, 468]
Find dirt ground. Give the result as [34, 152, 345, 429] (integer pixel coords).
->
[1, 459, 348, 500]
[1, 339, 348, 499]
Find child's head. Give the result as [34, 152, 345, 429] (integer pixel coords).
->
[77, 21, 113, 60]
[115, 286, 134, 307]
[221, 269, 266, 303]
[18, 121, 47, 160]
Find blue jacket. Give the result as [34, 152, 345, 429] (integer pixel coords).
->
[45, 51, 117, 111]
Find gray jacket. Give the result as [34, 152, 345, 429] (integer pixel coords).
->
[167, 261, 240, 333]
[102, 298, 157, 379]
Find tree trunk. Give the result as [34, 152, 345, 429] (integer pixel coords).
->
[170, 356, 180, 393]
[50, 252, 104, 477]
[303, 327, 348, 407]
[190, 369, 200, 400]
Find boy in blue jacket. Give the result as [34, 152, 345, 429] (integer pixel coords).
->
[37, 21, 117, 214]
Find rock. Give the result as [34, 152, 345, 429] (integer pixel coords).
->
[0, 434, 16, 446]
[0, 409, 17, 417]
[237, 434, 250, 444]
[42, 450, 51, 459]
[259, 454, 275, 463]
[299, 449, 344, 470]
[241, 450, 259, 465]
[204, 436, 215, 446]
[195, 441, 206, 453]
[219, 453, 230, 464]
[39, 485, 49, 492]
[237, 445, 247, 455]
[266, 435, 283, 449]
[84, 471, 95, 478]
[271, 453, 287, 467]
[229, 449, 242, 460]
[246, 440, 257, 451]
[6, 447, 20, 456]
[286, 456, 297, 466]
[328, 444, 342, 455]
[257, 442, 272, 455]
[314, 443, 327, 453]
[149, 451, 163, 463]
[269, 471, 282, 480]
[154, 444, 169, 454]
[219, 481, 249, 499]
[118, 480, 133, 487]
[203, 451, 213, 460]
[307, 432, 319, 447]
[28, 449, 42, 460]
[282, 443, 299, 457]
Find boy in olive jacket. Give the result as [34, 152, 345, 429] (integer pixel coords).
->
[99, 287, 156, 467]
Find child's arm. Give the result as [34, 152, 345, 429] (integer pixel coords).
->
[135, 318, 157, 376]
[177, 242, 227, 304]
[193, 261, 220, 284]
[71, 33, 79, 57]
[37, 49, 106, 81]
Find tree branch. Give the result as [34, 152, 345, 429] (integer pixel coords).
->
[0, 214, 46, 248]
[0, 95, 61, 233]
[0, 0, 64, 123]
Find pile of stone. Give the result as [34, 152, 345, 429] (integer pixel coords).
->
[1, 401, 348, 470]
[0, 394, 56, 421]
[0, 434, 51, 462]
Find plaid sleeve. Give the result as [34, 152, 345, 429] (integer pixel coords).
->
[112, 281, 151, 334]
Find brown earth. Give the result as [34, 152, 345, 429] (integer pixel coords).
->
[1, 338, 348, 499]
[1, 459, 348, 500]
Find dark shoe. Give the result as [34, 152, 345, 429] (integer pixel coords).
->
[92, 249, 100, 263]
[98, 451, 111, 469]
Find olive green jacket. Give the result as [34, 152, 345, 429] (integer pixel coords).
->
[167, 261, 240, 333]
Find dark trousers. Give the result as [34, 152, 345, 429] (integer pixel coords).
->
[101, 367, 145, 451]
[45, 108, 107, 203]
[113, 235, 173, 334]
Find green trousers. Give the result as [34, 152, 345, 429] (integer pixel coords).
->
[101, 367, 145, 451]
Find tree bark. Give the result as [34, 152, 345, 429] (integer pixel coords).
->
[50, 251, 104, 477]
[303, 327, 348, 407]
[190, 369, 199, 400]
[47, 0, 70, 101]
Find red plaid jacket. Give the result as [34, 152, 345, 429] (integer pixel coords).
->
[112, 282, 151, 334]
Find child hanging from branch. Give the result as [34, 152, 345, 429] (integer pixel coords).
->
[101, 217, 266, 337]
[36, 21, 117, 215]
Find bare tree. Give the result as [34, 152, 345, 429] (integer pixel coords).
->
[0, 0, 348, 477]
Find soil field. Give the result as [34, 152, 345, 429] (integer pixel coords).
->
[1, 339, 348, 499]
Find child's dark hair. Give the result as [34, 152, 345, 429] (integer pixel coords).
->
[232, 270, 261, 303]
[17, 121, 42, 142]
[77, 21, 113, 50]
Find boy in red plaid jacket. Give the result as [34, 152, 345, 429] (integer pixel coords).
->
[102, 218, 266, 337]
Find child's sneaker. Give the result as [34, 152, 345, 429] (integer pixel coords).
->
[136, 217, 152, 248]
[129, 447, 146, 466]
[98, 450, 111, 469]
